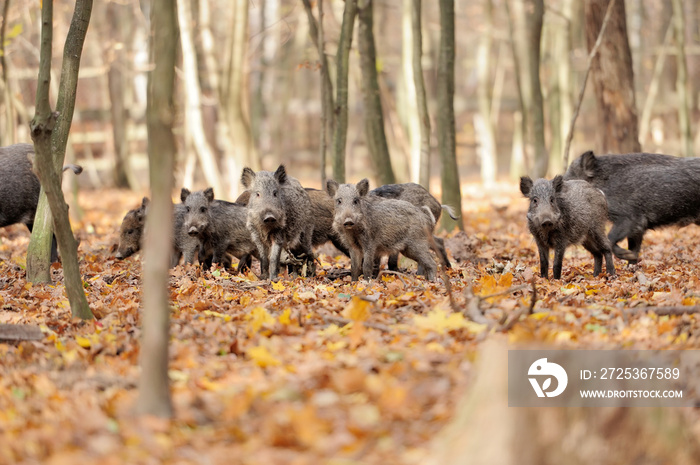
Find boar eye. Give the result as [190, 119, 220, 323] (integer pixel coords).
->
[550, 197, 555, 205]
[353, 198, 359, 205]
[532, 197, 538, 205]
[337, 199, 342, 205]
[273, 190, 278, 197]
[256, 192, 261, 198]
[200, 206, 207, 213]
[127, 229, 134, 235]
[185, 206, 191, 213]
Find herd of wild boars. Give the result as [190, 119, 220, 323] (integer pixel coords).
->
[117, 165, 457, 281]
[1, 142, 699, 281]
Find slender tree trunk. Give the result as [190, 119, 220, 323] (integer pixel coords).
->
[556, 0, 574, 172]
[30, 0, 92, 320]
[332, 0, 358, 183]
[136, 0, 176, 419]
[639, 22, 672, 147]
[0, 0, 14, 145]
[27, 0, 93, 293]
[194, 0, 220, 158]
[506, 0, 546, 177]
[107, 1, 133, 188]
[476, 0, 496, 186]
[301, 0, 334, 183]
[411, 0, 431, 189]
[672, 0, 693, 157]
[177, 0, 225, 194]
[401, 0, 420, 185]
[222, 0, 258, 197]
[437, 0, 463, 232]
[358, 0, 395, 185]
[584, 0, 641, 153]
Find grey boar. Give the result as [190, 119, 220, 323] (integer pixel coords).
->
[564, 150, 700, 263]
[0, 143, 82, 262]
[369, 182, 456, 270]
[116, 197, 202, 268]
[326, 179, 438, 281]
[520, 175, 615, 280]
[241, 165, 314, 280]
[235, 187, 350, 258]
[180, 187, 258, 272]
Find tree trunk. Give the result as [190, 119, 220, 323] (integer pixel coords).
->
[437, 0, 463, 232]
[555, 0, 574, 172]
[411, 0, 431, 189]
[476, 0, 496, 186]
[221, 0, 258, 197]
[584, 0, 641, 153]
[331, 0, 358, 183]
[672, 0, 692, 157]
[401, 0, 420, 185]
[506, 0, 546, 178]
[106, 1, 134, 189]
[358, 0, 395, 185]
[29, 0, 92, 320]
[27, 0, 92, 289]
[177, 0, 225, 194]
[0, 0, 14, 145]
[301, 0, 334, 184]
[136, 0, 176, 419]
[193, 0, 220, 159]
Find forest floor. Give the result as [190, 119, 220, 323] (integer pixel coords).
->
[1, 186, 700, 464]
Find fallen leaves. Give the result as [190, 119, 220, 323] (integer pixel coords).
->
[0, 188, 699, 464]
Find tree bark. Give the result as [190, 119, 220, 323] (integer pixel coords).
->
[0, 0, 14, 145]
[506, 0, 546, 177]
[177, 0, 225, 194]
[437, 0, 463, 232]
[221, 0, 258, 197]
[401, 0, 420, 185]
[584, 0, 641, 153]
[28, 0, 93, 285]
[358, 0, 395, 185]
[29, 0, 92, 320]
[411, 0, 430, 189]
[106, 1, 133, 188]
[301, 0, 334, 184]
[476, 0, 496, 186]
[672, 0, 692, 157]
[331, 0, 358, 184]
[136, 0, 176, 419]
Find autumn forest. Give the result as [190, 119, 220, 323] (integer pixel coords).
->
[1, 0, 700, 463]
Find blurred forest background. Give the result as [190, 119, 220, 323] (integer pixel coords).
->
[0, 0, 698, 198]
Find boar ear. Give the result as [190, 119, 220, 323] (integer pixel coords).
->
[204, 187, 215, 202]
[274, 165, 287, 184]
[241, 167, 256, 188]
[552, 175, 564, 193]
[581, 151, 597, 177]
[357, 179, 370, 197]
[180, 188, 190, 203]
[519, 177, 533, 197]
[141, 197, 150, 209]
[326, 179, 339, 197]
[235, 190, 250, 206]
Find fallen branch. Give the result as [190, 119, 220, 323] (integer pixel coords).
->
[499, 281, 538, 332]
[322, 315, 400, 333]
[462, 286, 491, 326]
[377, 269, 412, 287]
[0, 324, 44, 342]
[480, 284, 528, 301]
[623, 306, 700, 317]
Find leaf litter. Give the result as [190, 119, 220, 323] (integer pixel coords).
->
[0, 187, 699, 464]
